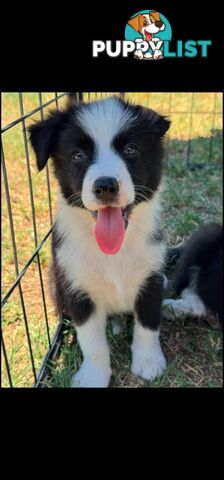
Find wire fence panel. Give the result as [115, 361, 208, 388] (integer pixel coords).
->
[1, 93, 69, 387]
[1, 92, 223, 387]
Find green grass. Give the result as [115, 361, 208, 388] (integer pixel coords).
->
[1, 92, 223, 388]
[46, 308, 223, 389]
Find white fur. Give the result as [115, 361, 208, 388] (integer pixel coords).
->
[74, 98, 137, 211]
[163, 287, 206, 320]
[71, 310, 111, 388]
[56, 191, 166, 315]
[56, 192, 166, 387]
[141, 14, 165, 39]
[71, 359, 111, 388]
[81, 148, 135, 211]
[153, 49, 163, 59]
[134, 49, 145, 59]
[131, 322, 166, 381]
[76, 98, 136, 149]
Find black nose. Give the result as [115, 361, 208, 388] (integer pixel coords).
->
[92, 176, 119, 202]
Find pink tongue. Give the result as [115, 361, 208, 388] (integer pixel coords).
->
[94, 207, 125, 254]
[145, 31, 152, 41]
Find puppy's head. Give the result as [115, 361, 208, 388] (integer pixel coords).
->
[128, 12, 165, 40]
[29, 96, 170, 253]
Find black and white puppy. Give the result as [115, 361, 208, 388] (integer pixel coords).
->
[163, 224, 223, 328]
[29, 96, 170, 387]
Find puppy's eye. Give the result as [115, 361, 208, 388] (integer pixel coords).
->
[143, 20, 148, 25]
[71, 149, 87, 162]
[124, 144, 139, 156]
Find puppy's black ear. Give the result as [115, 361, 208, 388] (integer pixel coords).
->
[28, 109, 66, 171]
[152, 114, 171, 136]
[141, 106, 171, 136]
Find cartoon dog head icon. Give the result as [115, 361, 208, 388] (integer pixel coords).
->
[128, 11, 165, 42]
[127, 11, 166, 59]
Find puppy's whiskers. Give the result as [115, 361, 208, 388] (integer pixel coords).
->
[65, 193, 84, 208]
[135, 184, 156, 195]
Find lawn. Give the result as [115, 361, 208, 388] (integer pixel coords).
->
[1, 92, 223, 388]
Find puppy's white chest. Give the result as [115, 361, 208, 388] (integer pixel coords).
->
[56, 194, 165, 315]
[57, 232, 165, 314]
[84, 246, 150, 312]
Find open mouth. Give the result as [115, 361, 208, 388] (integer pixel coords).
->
[90, 204, 133, 255]
[91, 205, 133, 228]
[144, 31, 153, 41]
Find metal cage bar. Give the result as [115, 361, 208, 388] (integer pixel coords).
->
[54, 92, 59, 109]
[18, 93, 51, 349]
[1, 334, 14, 388]
[1, 92, 74, 387]
[38, 93, 54, 227]
[1, 142, 37, 382]
[1, 93, 67, 133]
[186, 93, 195, 166]
[208, 92, 218, 165]
[1, 227, 54, 308]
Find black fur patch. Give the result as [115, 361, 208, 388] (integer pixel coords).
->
[112, 104, 170, 203]
[174, 224, 222, 294]
[51, 227, 95, 325]
[29, 105, 96, 206]
[28, 110, 66, 171]
[174, 224, 223, 325]
[69, 291, 95, 326]
[51, 228, 70, 318]
[134, 272, 164, 330]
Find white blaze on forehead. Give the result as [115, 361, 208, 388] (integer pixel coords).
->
[74, 97, 136, 149]
[72, 97, 137, 210]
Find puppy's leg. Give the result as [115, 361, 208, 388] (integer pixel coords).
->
[143, 51, 153, 59]
[154, 49, 163, 59]
[163, 287, 206, 320]
[131, 273, 166, 381]
[134, 49, 144, 59]
[70, 297, 111, 387]
[162, 298, 192, 320]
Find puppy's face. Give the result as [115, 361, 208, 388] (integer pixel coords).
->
[29, 96, 170, 218]
[128, 12, 165, 41]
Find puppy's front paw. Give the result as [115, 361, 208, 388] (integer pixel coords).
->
[134, 50, 144, 59]
[71, 359, 111, 388]
[154, 49, 163, 59]
[131, 344, 166, 381]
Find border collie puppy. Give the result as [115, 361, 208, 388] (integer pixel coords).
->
[29, 96, 170, 387]
[163, 224, 223, 329]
